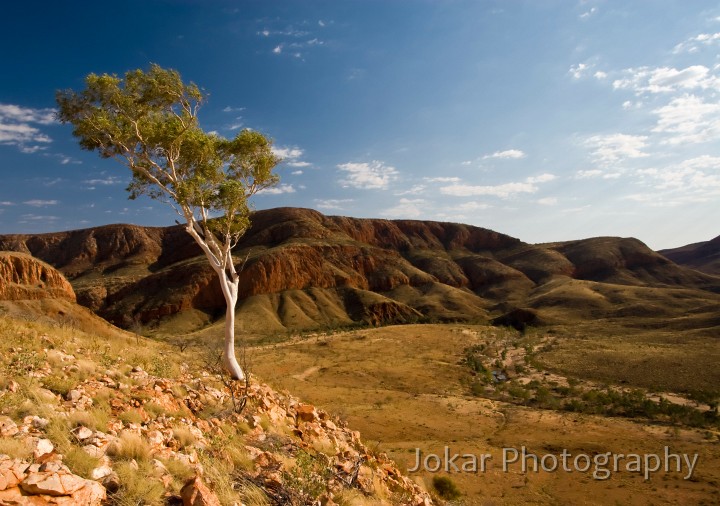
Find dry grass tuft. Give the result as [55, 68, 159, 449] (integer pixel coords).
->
[113, 460, 165, 506]
[108, 431, 152, 462]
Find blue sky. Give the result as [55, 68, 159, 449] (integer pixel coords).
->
[1, 0, 720, 249]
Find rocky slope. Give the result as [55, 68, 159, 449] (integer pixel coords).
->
[1, 207, 719, 333]
[0, 252, 75, 302]
[0, 307, 434, 505]
[660, 235, 720, 275]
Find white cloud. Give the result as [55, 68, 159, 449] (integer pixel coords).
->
[0, 104, 55, 125]
[287, 161, 311, 168]
[23, 199, 58, 207]
[594, 71, 607, 79]
[337, 160, 399, 189]
[291, 170, 303, 175]
[0, 201, 14, 206]
[424, 176, 461, 183]
[455, 201, 491, 212]
[381, 198, 425, 219]
[576, 169, 603, 179]
[318, 20, 326, 27]
[569, 63, 592, 79]
[273, 45, 283, 54]
[394, 184, 426, 196]
[272, 146, 303, 159]
[526, 173, 556, 184]
[314, 198, 354, 210]
[222, 106, 245, 113]
[537, 197, 558, 205]
[18, 214, 59, 222]
[83, 176, 123, 186]
[585, 133, 649, 164]
[673, 32, 720, 54]
[461, 160, 472, 166]
[483, 149, 525, 160]
[257, 184, 296, 195]
[440, 181, 538, 198]
[0, 103, 56, 152]
[439, 173, 554, 198]
[651, 94, 720, 144]
[580, 7, 597, 19]
[612, 65, 718, 94]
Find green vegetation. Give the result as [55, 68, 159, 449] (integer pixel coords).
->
[432, 475, 462, 500]
[56, 64, 281, 380]
[461, 326, 720, 429]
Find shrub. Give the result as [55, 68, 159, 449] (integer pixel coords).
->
[432, 475, 461, 500]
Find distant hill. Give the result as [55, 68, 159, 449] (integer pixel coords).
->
[1, 207, 719, 334]
[659, 235, 720, 276]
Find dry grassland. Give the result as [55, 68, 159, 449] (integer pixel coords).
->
[249, 324, 720, 505]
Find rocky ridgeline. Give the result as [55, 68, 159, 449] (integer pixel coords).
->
[0, 341, 433, 505]
[0, 252, 76, 302]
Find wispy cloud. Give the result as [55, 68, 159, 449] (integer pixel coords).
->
[537, 197, 558, 205]
[381, 198, 425, 219]
[287, 161, 311, 168]
[0, 103, 55, 152]
[257, 184, 296, 195]
[651, 94, 720, 144]
[0, 104, 55, 125]
[440, 181, 537, 198]
[272, 146, 304, 159]
[394, 184, 426, 196]
[83, 175, 124, 189]
[314, 198, 354, 210]
[612, 65, 718, 94]
[455, 201, 491, 212]
[580, 7, 598, 19]
[18, 214, 59, 223]
[23, 199, 58, 207]
[424, 176, 461, 183]
[259, 22, 325, 59]
[569, 63, 593, 79]
[585, 133, 649, 164]
[673, 32, 720, 54]
[440, 173, 554, 198]
[482, 149, 526, 160]
[337, 160, 399, 190]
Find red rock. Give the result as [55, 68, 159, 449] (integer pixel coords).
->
[180, 476, 221, 506]
[296, 404, 317, 422]
[0, 252, 75, 302]
[0, 458, 29, 491]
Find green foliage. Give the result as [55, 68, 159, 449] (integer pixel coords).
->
[55, 64, 280, 244]
[432, 475, 462, 500]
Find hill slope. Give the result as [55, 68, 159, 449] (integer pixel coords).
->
[0, 249, 434, 505]
[659, 235, 720, 275]
[1, 207, 719, 335]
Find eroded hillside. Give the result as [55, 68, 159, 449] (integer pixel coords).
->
[1, 208, 719, 335]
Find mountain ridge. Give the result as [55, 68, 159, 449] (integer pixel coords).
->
[1, 207, 719, 334]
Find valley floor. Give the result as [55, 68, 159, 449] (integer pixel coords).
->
[247, 324, 720, 505]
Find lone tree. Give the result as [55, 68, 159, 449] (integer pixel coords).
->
[56, 64, 280, 380]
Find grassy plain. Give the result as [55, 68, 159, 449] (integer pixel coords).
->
[248, 323, 720, 505]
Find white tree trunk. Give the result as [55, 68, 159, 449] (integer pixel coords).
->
[220, 277, 245, 381]
[182, 221, 245, 381]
